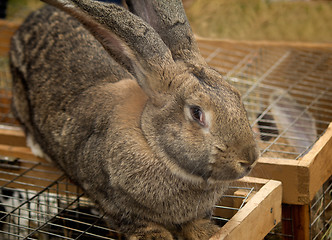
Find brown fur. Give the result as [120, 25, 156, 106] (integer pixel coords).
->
[10, 0, 258, 239]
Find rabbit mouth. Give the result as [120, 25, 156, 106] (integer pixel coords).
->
[239, 161, 255, 173]
[239, 163, 253, 178]
[207, 160, 254, 181]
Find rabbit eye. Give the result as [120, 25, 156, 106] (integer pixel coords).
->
[190, 106, 206, 127]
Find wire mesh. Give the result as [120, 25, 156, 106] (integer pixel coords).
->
[0, 157, 121, 240]
[199, 43, 332, 239]
[310, 177, 332, 240]
[266, 177, 332, 240]
[0, 156, 255, 239]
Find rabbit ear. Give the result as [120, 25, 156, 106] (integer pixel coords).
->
[42, 0, 176, 97]
[125, 0, 205, 63]
[269, 89, 317, 153]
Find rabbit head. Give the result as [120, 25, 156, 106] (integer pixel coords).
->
[41, 0, 258, 183]
[126, 0, 259, 180]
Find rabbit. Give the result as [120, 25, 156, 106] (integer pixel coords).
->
[9, 0, 258, 239]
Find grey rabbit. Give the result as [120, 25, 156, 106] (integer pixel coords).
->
[10, 0, 258, 239]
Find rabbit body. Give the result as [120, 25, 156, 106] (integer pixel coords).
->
[10, 1, 258, 239]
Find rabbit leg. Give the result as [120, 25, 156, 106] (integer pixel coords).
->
[127, 222, 174, 240]
[180, 219, 220, 240]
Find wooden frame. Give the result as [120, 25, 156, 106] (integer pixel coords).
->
[194, 37, 332, 240]
[0, 20, 20, 56]
[0, 127, 282, 240]
[212, 177, 282, 240]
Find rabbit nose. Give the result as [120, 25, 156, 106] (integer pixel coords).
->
[243, 144, 259, 166]
[240, 162, 252, 172]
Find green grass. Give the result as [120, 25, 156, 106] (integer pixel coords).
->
[6, 0, 44, 21]
[186, 0, 332, 43]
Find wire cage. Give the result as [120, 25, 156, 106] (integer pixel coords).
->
[0, 157, 121, 240]
[197, 38, 332, 239]
[309, 178, 331, 240]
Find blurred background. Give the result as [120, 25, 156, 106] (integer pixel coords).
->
[0, 1, 331, 240]
[1, 0, 332, 43]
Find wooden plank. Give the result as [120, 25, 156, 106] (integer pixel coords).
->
[292, 205, 310, 240]
[282, 204, 294, 240]
[249, 158, 307, 204]
[211, 180, 282, 240]
[281, 204, 311, 240]
[0, 126, 26, 147]
[234, 176, 269, 187]
[0, 20, 20, 56]
[301, 123, 332, 201]
[0, 144, 42, 162]
[0, 20, 21, 29]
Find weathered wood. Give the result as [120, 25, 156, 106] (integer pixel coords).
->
[0, 20, 20, 56]
[282, 204, 294, 240]
[300, 122, 332, 202]
[282, 204, 310, 240]
[292, 205, 310, 240]
[0, 126, 26, 147]
[250, 158, 304, 204]
[211, 179, 282, 240]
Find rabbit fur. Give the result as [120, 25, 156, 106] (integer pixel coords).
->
[10, 0, 258, 239]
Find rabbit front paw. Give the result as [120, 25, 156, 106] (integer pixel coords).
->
[128, 223, 174, 240]
[180, 219, 220, 240]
